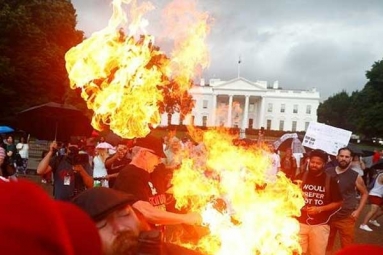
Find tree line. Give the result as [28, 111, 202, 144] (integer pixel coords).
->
[0, 0, 193, 128]
[318, 59, 383, 138]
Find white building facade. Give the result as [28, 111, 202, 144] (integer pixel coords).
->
[160, 77, 320, 132]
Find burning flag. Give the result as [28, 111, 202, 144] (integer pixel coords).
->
[65, 0, 209, 139]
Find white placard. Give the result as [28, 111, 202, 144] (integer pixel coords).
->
[303, 122, 352, 156]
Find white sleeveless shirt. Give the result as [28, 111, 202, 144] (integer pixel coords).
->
[370, 173, 383, 198]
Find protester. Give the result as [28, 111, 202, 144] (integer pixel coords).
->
[72, 187, 202, 255]
[325, 147, 369, 253]
[37, 138, 94, 201]
[360, 171, 383, 231]
[280, 148, 297, 180]
[0, 140, 5, 173]
[93, 142, 112, 187]
[294, 149, 343, 255]
[113, 134, 202, 225]
[0, 179, 102, 255]
[16, 136, 29, 174]
[4, 135, 17, 165]
[105, 140, 131, 187]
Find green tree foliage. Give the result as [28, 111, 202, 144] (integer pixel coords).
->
[0, 0, 84, 123]
[349, 60, 383, 137]
[317, 91, 354, 131]
[318, 59, 383, 138]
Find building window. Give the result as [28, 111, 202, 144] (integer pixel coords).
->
[267, 119, 272, 130]
[280, 104, 285, 113]
[202, 116, 207, 127]
[306, 105, 311, 114]
[293, 105, 298, 114]
[267, 103, 273, 113]
[191, 115, 195, 126]
[203, 100, 208, 109]
[292, 121, 297, 132]
[179, 116, 183, 125]
[305, 122, 310, 131]
[248, 119, 253, 129]
[279, 120, 284, 131]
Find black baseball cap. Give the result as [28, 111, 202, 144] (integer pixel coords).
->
[309, 149, 328, 163]
[135, 135, 166, 158]
[72, 187, 137, 222]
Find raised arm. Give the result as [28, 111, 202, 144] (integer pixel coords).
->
[37, 141, 57, 175]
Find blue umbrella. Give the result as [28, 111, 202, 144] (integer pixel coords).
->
[0, 125, 14, 134]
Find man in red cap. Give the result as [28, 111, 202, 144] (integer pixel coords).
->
[72, 187, 202, 255]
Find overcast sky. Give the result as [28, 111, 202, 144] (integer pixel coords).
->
[71, 0, 383, 100]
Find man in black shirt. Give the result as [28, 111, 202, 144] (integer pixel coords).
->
[294, 149, 343, 255]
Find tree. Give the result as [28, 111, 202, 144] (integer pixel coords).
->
[349, 59, 383, 137]
[317, 58, 383, 138]
[317, 91, 354, 131]
[0, 0, 85, 123]
[158, 80, 195, 126]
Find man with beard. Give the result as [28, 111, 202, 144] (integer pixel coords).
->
[37, 138, 94, 201]
[72, 187, 202, 255]
[294, 149, 343, 255]
[325, 147, 369, 254]
[105, 140, 132, 187]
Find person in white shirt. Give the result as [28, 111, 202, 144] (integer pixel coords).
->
[16, 136, 29, 174]
[93, 142, 112, 187]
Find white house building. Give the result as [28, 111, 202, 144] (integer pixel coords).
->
[160, 77, 320, 132]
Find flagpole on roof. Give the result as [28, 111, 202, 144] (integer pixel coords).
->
[237, 55, 241, 78]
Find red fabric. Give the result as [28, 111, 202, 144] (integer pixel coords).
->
[373, 152, 381, 163]
[0, 179, 101, 255]
[335, 244, 383, 255]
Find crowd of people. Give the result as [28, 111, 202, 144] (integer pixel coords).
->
[1, 130, 383, 255]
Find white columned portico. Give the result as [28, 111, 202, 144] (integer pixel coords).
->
[259, 97, 265, 128]
[227, 95, 233, 127]
[242, 95, 250, 130]
[211, 94, 217, 126]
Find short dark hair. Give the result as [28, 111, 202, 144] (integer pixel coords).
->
[337, 147, 353, 156]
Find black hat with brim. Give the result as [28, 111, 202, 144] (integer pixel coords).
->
[72, 187, 137, 222]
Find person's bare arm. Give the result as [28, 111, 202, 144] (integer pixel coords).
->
[104, 153, 119, 168]
[306, 200, 342, 215]
[353, 175, 369, 219]
[132, 200, 202, 226]
[73, 165, 94, 188]
[37, 141, 57, 175]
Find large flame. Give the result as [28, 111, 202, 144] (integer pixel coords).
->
[171, 127, 305, 255]
[65, 0, 209, 138]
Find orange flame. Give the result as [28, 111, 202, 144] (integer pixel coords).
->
[171, 128, 305, 255]
[65, 0, 209, 138]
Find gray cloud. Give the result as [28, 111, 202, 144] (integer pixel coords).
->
[71, 0, 383, 100]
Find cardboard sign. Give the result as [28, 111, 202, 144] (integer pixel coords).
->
[303, 122, 352, 156]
